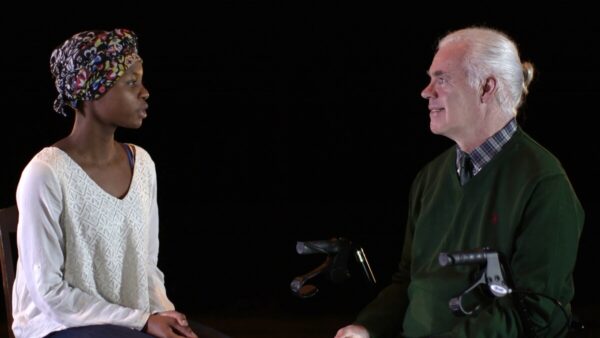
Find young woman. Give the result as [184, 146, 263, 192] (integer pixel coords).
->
[12, 28, 226, 338]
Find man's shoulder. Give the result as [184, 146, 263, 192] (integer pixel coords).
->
[412, 146, 455, 184]
[509, 130, 565, 174]
[423, 146, 455, 171]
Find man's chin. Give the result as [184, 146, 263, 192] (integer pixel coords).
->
[430, 122, 443, 135]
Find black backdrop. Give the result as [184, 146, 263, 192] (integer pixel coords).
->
[1, 4, 598, 320]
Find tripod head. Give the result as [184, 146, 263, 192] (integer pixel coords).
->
[291, 237, 376, 298]
[438, 247, 512, 315]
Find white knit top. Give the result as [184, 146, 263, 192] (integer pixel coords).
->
[12, 146, 174, 338]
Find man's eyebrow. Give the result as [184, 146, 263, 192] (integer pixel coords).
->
[426, 70, 446, 77]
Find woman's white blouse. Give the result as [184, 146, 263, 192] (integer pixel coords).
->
[12, 146, 174, 338]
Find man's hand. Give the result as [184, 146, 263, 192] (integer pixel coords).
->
[144, 312, 198, 338]
[334, 324, 370, 338]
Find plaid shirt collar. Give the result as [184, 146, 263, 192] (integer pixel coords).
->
[456, 118, 517, 176]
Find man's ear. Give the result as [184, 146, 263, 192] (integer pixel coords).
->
[480, 77, 497, 103]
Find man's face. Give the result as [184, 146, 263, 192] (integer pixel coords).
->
[421, 42, 482, 144]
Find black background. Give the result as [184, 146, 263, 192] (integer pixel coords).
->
[1, 3, 598, 320]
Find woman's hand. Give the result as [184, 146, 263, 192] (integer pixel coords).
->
[144, 311, 197, 338]
[158, 310, 191, 327]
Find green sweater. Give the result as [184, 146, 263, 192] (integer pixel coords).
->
[356, 129, 584, 338]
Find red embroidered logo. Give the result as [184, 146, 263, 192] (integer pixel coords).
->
[490, 212, 498, 225]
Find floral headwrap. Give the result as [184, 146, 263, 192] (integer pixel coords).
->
[49, 28, 142, 116]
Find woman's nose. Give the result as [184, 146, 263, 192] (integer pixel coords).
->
[141, 86, 150, 100]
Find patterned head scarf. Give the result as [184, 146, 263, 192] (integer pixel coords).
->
[49, 28, 142, 116]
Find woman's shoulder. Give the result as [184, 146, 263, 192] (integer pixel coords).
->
[27, 146, 70, 169]
[125, 143, 157, 175]
[123, 143, 152, 162]
[18, 147, 68, 192]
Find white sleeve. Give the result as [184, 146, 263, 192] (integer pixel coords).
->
[16, 159, 150, 329]
[146, 159, 176, 313]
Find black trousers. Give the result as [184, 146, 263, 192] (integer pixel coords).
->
[45, 320, 231, 338]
